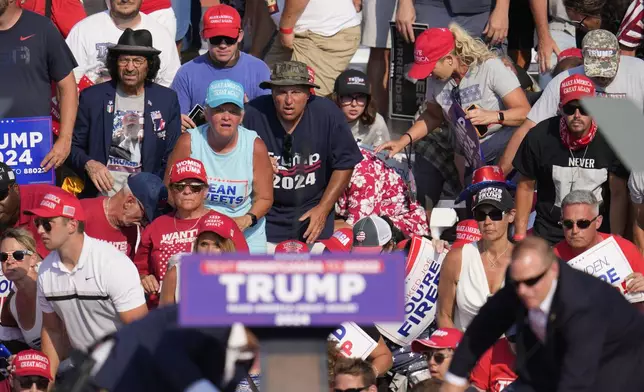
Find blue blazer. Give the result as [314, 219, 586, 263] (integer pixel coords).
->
[69, 81, 180, 197]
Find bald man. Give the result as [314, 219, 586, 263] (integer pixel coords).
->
[440, 237, 644, 392]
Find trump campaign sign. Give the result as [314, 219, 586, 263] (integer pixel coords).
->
[179, 253, 405, 327]
[329, 322, 378, 359]
[376, 237, 446, 346]
[0, 117, 54, 185]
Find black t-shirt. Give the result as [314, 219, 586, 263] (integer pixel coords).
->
[513, 116, 628, 244]
[0, 10, 76, 119]
[243, 95, 362, 243]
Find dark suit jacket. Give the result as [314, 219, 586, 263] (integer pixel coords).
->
[450, 260, 644, 392]
[68, 81, 180, 197]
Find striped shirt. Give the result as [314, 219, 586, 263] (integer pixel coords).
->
[618, 0, 644, 48]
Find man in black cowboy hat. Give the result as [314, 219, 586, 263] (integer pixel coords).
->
[68, 28, 181, 199]
[242, 60, 362, 249]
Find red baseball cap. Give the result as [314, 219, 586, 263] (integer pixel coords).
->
[319, 228, 353, 252]
[560, 74, 596, 106]
[169, 158, 208, 184]
[558, 47, 583, 62]
[411, 328, 464, 352]
[408, 28, 455, 80]
[24, 188, 85, 221]
[456, 165, 516, 203]
[202, 4, 241, 39]
[13, 349, 52, 380]
[197, 211, 249, 252]
[452, 219, 482, 248]
[275, 240, 309, 253]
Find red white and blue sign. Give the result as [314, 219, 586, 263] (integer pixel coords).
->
[0, 117, 54, 185]
[179, 253, 406, 327]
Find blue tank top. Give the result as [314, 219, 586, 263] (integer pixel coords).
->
[188, 124, 266, 253]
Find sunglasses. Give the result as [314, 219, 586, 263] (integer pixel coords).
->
[562, 103, 588, 116]
[283, 133, 293, 166]
[560, 216, 598, 230]
[423, 351, 450, 365]
[551, 14, 590, 32]
[14, 375, 50, 390]
[334, 388, 370, 392]
[34, 217, 53, 232]
[0, 250, 33, 262]
[510, 267, 550, 288]
[170, 182, 207, 193]
[212, 106, 242, 116]
[474, 208, 505, 222]
[209, 35, 238, 46]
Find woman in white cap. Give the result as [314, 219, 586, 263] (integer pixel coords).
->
[166, 79, 273, 254]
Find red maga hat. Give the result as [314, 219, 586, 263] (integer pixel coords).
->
[408, 28, 455, 80]
[24, 188, 85, 221]
[411, 328, 464, 352]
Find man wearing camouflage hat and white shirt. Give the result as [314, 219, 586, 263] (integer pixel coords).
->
[499, 29, 644, 175]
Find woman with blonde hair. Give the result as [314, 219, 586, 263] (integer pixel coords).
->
[376, 23, 530, 171]
[0, 228, 42, 351]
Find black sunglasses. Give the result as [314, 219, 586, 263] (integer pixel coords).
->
[474, 208, 505, 222]
[14, 375, 50, 390]
[283, 133, 293, 166]
[34, 217, 53, 232]
[562, 103, 588, 116]
[423, 351, 450, 365]
[170, 182, 207, 193]
[510, 267, 550, 288]
[560, 216, 598, 230]
[0, 250, 33, 262]
[334, 388, 370, 392]
[209, 35, 238, 46]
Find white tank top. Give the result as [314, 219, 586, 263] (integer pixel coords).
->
[10, 291, 42, 349]
[454, 242, 492, 331]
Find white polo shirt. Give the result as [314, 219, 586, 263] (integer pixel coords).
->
[37, 234, 146, 350]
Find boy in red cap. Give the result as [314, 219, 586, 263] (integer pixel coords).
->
[411, 328, 463, 382]
[10, 349, 52, 392]
[513, 73, 628, 245]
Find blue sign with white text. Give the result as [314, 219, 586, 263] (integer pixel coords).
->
[0, 117, 54, 185]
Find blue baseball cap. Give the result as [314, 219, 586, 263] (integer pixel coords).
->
[205, 79, 244, 109]
[127, 172, 169, 223]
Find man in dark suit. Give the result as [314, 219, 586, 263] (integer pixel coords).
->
[68, 28, 180, 198]
[441, 237, 644, 392]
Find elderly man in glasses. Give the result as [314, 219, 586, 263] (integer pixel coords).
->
[411, 328, 463, 383]
[440, 236, 644, 392]
[553, 190, 644, 299]
[512, 73, 628, 246]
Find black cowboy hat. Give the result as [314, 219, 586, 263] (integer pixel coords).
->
[108, 28, 161, 56]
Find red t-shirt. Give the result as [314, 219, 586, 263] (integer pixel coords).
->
[140, 0, 172, 14]
[18, 0, 86, 38]
[470, 338, 517, 392]
[554, 233, 644, 274]
[79, 197, 138, 260]
[9, 184, 61, 259]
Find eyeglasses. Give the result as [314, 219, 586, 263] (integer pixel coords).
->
[423, 351, 451, 365]
[209, 35, 238, 46]
[117, 57, 146, 67]
[562, 103, 588, 116]
[14, 375, 50, 390]
[473, 208, 505, 222]
[0, 250, 33, 262]
[283, 133, 293, 166]
[334, 387, 370, 392]
[340, 94, 368, 106]
[550, 14, 590, 32]
[212, 106, 243, 116]
[510, 267, 550, 288]
[170, 182, 207, 193]
[560, 216, 599, 230]
[34, 217, 53, 232]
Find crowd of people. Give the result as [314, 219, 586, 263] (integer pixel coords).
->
[4, 0, 644, 390]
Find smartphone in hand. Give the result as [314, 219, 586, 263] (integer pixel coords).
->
[188, 104, 207, 127]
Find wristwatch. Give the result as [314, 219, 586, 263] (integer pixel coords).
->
[246, 213, 258, 227]
[497, 111, 505, 123]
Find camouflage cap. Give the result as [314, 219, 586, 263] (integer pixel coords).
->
[259, 61, 320, 89]
[582, 29, 619, 79]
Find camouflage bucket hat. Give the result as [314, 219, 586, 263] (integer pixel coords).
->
[259, 61, 320, 89]
[582, 29, 619, 79]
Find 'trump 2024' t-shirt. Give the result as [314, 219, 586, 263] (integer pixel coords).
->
[243, 95, 362, 243]
[513, 116, 628, 244]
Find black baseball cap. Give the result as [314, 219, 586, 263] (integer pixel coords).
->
[334, 69, 370, 97]
[472, 186, 514, 211]
[0, 162, 16, 192]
